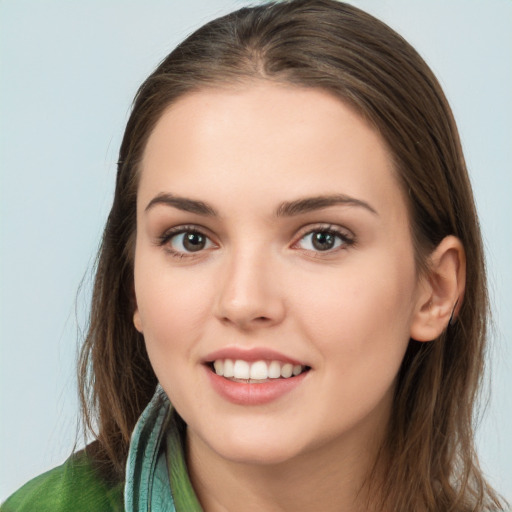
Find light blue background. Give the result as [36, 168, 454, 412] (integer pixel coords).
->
[1, 0, 511, 503]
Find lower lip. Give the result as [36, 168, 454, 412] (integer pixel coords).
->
[205, 367, 309, 406]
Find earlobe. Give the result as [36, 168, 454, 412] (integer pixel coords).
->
[410, 236, 466, 342]
[133, 309, 143, 333]
[132, 280, 143, 332]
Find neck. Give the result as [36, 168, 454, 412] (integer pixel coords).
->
[186, 423, 387, 512]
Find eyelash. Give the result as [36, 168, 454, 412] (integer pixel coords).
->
[156, 224, 355, 260]
[157, 225, 214, 259]
[293, 225, 355, 255]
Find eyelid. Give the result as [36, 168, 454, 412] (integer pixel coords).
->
[291, 223, 355, 253]
[156, 224, 218, 258]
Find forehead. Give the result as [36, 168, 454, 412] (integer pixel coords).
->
[139, 83, 406, 222]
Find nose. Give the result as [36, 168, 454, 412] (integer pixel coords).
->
[214, 248, 286, 330]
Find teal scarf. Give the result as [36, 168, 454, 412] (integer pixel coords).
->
[124, 386, 202, 512]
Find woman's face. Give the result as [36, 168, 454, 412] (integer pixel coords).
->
[133, 83, 425, 466]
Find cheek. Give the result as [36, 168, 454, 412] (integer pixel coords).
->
[134, 255, 213, 359]
[134, 264, 214, 410]
[293, 254, 416, 362]
[292, 261, 416, 427]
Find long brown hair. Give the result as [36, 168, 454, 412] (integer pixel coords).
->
[78, 1, 505, 509]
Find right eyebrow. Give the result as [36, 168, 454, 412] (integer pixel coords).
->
[144, 193, 218, 216]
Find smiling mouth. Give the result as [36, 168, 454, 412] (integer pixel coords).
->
[207, 359, 311, 383]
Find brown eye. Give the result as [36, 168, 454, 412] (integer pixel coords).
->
[182, 232, 207, 252]
[296, 228, 352, 253]
[311, 231, 337, 251]
[169, 231, 212, 253]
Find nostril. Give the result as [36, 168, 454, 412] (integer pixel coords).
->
[220, 315, 271, 327]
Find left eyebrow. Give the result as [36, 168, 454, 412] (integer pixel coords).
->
[275, 194, 378, 217]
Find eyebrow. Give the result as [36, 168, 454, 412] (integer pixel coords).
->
[275, 194, 378, 217]
[144, 192, 377, 217]
[145, 193, 217, 216]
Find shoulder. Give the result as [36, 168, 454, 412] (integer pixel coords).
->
[1, 448, 124, 512]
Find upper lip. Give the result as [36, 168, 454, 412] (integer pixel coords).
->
[202, 346, 307, 366]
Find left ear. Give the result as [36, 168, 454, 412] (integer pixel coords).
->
[410, 235, 466, 342]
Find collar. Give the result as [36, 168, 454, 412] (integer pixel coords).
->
[124, 385, 202, 512]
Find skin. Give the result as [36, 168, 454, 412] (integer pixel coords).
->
[133, 83, 465, 512]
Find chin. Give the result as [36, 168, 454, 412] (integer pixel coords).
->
[216, 441, 303, 467]
[193, 423, 308, 467]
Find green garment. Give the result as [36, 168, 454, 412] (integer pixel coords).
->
[1, 386, 201, 512]
[0, 450, 124, 512]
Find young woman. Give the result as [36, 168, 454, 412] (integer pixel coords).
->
[2, 1, 508, 511]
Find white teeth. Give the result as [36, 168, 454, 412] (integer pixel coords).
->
[281, 363, 293, 378]
[233, 360, 250, 379]
[213, 360, 224, 376]
[212, 358, 306, 381]
[250, 360, 268, 380]
[268, 360, 281, 379]
[223, 359, 234, 378]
